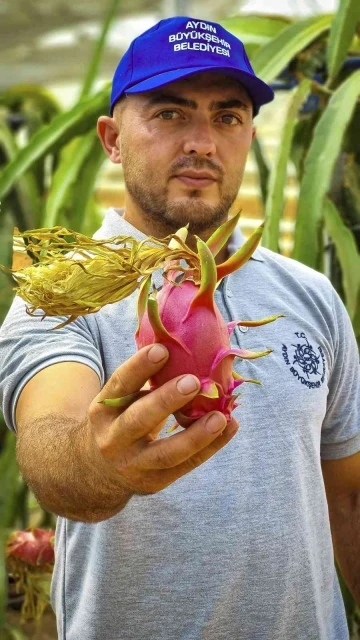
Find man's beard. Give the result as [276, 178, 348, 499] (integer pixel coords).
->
[122, 156, 240, 236]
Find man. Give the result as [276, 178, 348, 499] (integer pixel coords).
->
[0, 16, 359, 640]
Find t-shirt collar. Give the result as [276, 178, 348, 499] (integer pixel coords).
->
[93, 208, 264, 263]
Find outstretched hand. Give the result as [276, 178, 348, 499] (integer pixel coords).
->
[87, 344, 239, 496]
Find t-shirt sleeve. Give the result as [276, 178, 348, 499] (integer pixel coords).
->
[320, 286, 360, 459]
[0, 295, 105, 434]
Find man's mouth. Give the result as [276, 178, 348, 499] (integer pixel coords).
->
[173, 170, 217, 189]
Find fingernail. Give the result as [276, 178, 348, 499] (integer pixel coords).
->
[148, 344, 168, 363]
[177, 375, 199, 394]
[205, 412, 227, 434]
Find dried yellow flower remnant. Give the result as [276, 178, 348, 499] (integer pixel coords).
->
[0, 226, 200, 328]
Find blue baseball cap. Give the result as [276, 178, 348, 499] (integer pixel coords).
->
[110, 16, 274, 117]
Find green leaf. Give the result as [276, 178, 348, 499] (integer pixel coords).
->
[0, 118, 19, 163]
[342, 105, 360, 155]
[42, 130, 100, 228]
[292, 70, 360, 268]
[341, 153, 360, 227]
[262, 79, 311, 252]
[327, 0, 360, 83]
[323, 198, 360, 320]
[221, 14, 290, 47]
[0, 213, 15, 325]
[0, 212, 13, 269]
[0, 85, 61, 121]
[65, 136, 106, 233]
[290, 113, 319, 181]
[0, 86, 110, 202]
[0, 526, 7, 632]
[349, 33, 360, 55]
[79, 0, 121, 100]
[251, 136, 269, 204]
[240, 43, 263, 61]
[0, 431, 21, 529]
[252, 14, 333, 83]
[0, 118, 40, 229]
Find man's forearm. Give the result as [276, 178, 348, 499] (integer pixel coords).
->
[328, 491, 360, 605]
[16, 413, 133, 523]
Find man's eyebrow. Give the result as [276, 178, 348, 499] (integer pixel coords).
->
[210, 99, 250, 112]
[143, 94, 250, 112]
[144, 94, 197, 109]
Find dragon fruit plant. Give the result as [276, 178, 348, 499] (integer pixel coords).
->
[4, 213, 283, 427]
[6, 528, 55, 623]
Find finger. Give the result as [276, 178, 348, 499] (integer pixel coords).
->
[158, 419, 239, 485]
[134, 419, 239, 493]
[139, 414, 237, 469]
[148, 418, 167, 440]
[95, 344, 169, 404]
[108, 373, 201, 449]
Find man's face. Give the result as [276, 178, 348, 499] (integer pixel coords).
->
[106, 72, 255, 236]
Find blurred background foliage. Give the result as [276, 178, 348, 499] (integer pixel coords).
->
[0, 0, 359, 637]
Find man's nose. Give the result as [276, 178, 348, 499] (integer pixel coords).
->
[182, 120, 216, 156]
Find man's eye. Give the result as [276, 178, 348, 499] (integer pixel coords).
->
[217, 114, 241, 125]
[157, 110, 180, 120]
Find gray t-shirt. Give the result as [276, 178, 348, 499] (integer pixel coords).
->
[1, 208, 359, 640]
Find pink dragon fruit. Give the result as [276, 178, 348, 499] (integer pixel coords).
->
[6, 528, 55, 567]
[134, 214, 283, 429]
[6, 528, 55, 623]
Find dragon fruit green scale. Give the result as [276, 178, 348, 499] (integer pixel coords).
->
[135, 214, 284, 429]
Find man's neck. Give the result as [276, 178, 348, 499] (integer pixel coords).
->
[122, 204, 230, 266]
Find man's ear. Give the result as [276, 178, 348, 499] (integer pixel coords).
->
[97, 116, 121, 164]
[251, 125, 256, 141]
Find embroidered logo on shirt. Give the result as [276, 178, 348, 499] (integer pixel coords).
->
[281, 332, 325, 389]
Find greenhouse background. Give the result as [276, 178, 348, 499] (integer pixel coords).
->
[0, 0, 359, 637]
[0, 0, 341, 258]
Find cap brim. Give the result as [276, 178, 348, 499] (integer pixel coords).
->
[111, 66, 274, 115]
